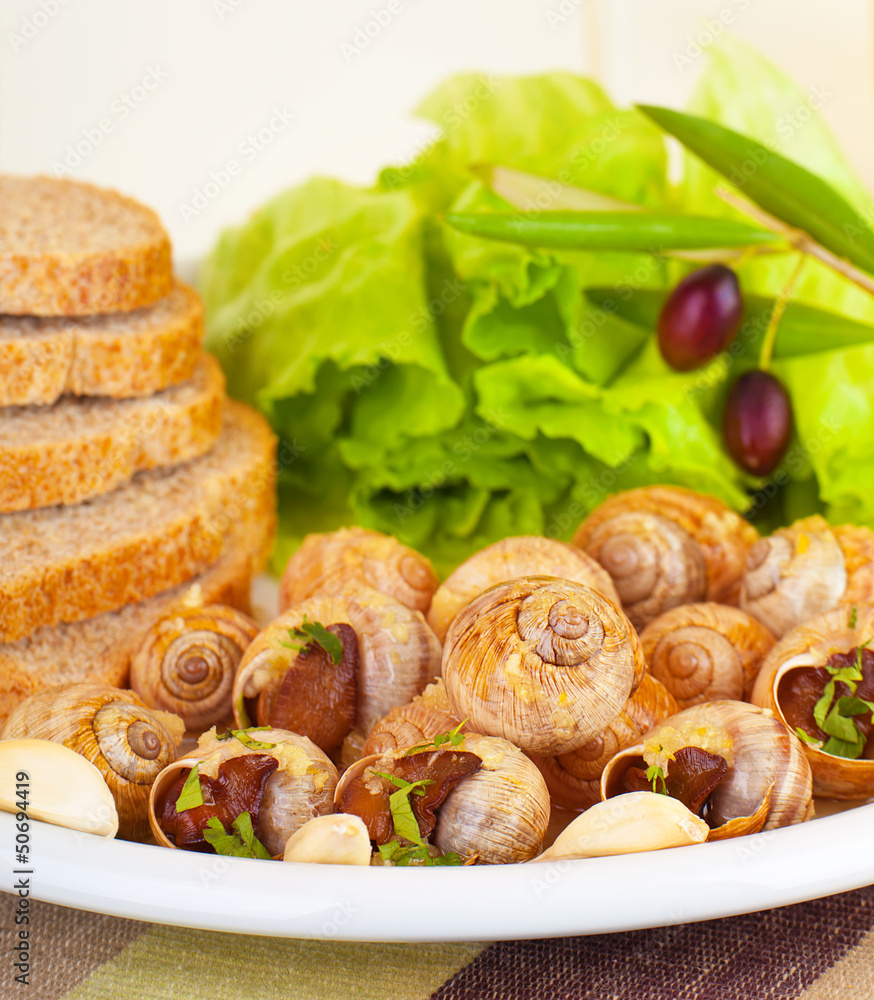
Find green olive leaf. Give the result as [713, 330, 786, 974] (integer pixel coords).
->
[445, 211, 784, 252]
[584, 286, 874, 359]
[637, 105, 874, 276]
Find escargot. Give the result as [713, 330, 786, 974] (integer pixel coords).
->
[149, 726, 338, 857]
[1, 683, 183, 841]
[751, 605, 874, 798]
[529, 673, 678, 812]
[363, 679, 463, 757]
[442, 576, 645, 756]
[601, 700, 813, 839]
[572, 486, 759, 630]
[426, 536, 620, 643]
[640, 603, 775, 709]
[129, 604, 259, 731]
[233, 584, 442, 766]
[279, 527, 439, 614]
[336, 732, 551, 864]
[740, 517, 874, 638]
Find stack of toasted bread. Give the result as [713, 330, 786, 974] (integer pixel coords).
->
[0, 175, 277, 719]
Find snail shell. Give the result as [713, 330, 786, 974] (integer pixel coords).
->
[530, 674, 678, 812]
[432, 734, 551, 864]
[640, 603, 775, 709]
[426, 536, 620, 642]
[601, 700, 813, 838]
[442, 576, 645, 756]
[279, 527, 439, 614]
[740, 517, 847, 638]
[751, 605, 874, 798]
[129, 604, 259, 731]
[363, 679, 462, 757]
[149, 727, 338, 856]
[834, 524, 874, 606]
[1, 682, 184, 841]
[233, 584, 442, 763]
[573, 486, 759, 630]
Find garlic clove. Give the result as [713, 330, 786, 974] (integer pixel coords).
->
[532, 791, 707, 862]
[282, 813, 372, 865]
[0, 739, 118, 838]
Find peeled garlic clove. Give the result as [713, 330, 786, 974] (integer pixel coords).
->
[283, 814, 372, 865]
[0, 739, 118, 838]
[533, 791, 708, 862]
[426, 536, 621, 643]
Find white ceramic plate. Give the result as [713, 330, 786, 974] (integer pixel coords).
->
[2, 802, 873, 941]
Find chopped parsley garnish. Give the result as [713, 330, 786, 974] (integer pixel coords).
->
[645, 764, 667, 795]
[850, 606, 858, 630]
[372, 771, 434, 847]
[280, 616, 343, 665]
[216, 727, 277, 751]
[202, 811, 272, 859]
[377, 840, 463, 867]
[405, 719, 467, 756]
[807, 642, 874, 759]
[175, 763, 204, 812]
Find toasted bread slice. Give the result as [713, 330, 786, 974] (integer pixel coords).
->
[0, 280, 203, 407]
[0, 399, 276, 643]
[0, 353, 225, 513]
[0, 501, 275, 723]
[0, 175, 173, 316]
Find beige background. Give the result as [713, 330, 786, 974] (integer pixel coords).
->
[1, 0, 871, 258]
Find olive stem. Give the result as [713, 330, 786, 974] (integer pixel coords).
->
[759, 253, 807, 371]
[716, 187, 874, 298]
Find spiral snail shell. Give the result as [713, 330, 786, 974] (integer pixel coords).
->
[129, 604, 259, 731]
[1, 682, 184, 841]
[573, 486, 759, 630]
[279, 527, 439, 614]
[149, 726, 338, 857]
[751, 605, 874, 798]
[529, 674, 678, 812]
[740, 517, 874, 638]
[640, 603, 775, 709]
[441, 576, 645, 756]
[426, 536, 620, 643]
[363, 680, 463, 757]
[601, 700, 813, 839]
[336, 733, 551, 864]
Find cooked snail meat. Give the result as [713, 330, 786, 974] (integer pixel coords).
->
[159, 753, 278, 852]
[256, 622, 359, 754]
[337, 749, 483, 844]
